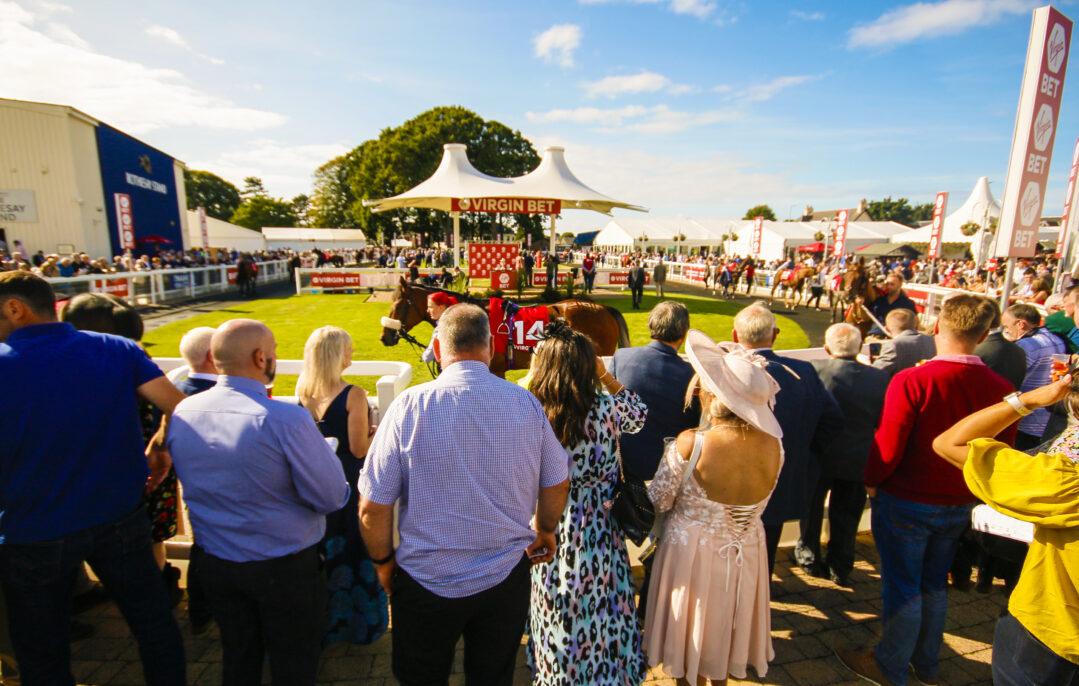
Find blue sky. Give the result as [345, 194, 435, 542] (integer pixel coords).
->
[3, 0, 1077, 232]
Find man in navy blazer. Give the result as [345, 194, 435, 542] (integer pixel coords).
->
[176, 326, 220, 396]
[609, 301, 698, 618]
[609, 301, 699, 482]
[733, 304, 844, 577]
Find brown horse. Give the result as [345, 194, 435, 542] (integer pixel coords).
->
[769, 266, 817, 310]
[834, 264, 880, 338]
[379, 279, 631, 378]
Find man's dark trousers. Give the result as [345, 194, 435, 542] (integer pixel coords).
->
[993, 612, 1079, 685]
[0, 504, 185, 686]
[391, 555, 530, 686]
[631, 285, 644, 308]
[795, 477, 867, 579]
[195, 544, 325, 686]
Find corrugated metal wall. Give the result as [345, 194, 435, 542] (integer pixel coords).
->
[0, 100, 108, 257]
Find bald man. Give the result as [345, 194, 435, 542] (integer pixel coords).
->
[168, 319, 349, 686]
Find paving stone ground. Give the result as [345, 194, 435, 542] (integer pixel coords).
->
[68, 535, 1003, 686]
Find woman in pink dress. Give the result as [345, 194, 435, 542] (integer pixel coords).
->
[643, 330, 783, 685]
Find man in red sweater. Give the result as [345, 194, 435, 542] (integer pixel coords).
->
[838, 294, 1016, 686]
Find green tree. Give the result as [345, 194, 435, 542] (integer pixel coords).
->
[910, 202, 934, 223]
[743, 205, 776, 221]
[866, 197, 920, 227]
[183, 170, 240, 221]
[241, 176, 268, 199]
[339, 106, 543, 245]
[291, 194, 311, 226]
[230, 196, 297, 231]
[310, 153, 357, 228]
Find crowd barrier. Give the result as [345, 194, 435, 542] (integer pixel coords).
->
[155, 358, 413, 425]
[45, 260, 291, 306]
[294, 266, 650, 294]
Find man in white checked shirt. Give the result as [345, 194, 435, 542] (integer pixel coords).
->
[359, 303, 570, 686]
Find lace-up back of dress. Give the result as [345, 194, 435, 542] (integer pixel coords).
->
[672, 447, 784, 543]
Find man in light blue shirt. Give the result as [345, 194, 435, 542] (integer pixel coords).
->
[360, 303, 569, 686]
[1003, 302, 1066, 449]
[168, 319, 348, 686]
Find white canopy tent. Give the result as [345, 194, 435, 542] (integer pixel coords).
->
[262, 227, 368, 250]
[592, 217, 726, 253]
[889, 176, 1061, 261]
[185, 211, 267, 252]
[727, 220, 918, 261]
[364, 144, 645, 265]
[890, 177, 1001, 245]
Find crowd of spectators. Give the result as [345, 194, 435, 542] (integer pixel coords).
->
[2, 264, 1078, 686]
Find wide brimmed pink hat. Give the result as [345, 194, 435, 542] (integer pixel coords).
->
[685, 329, 783, 439]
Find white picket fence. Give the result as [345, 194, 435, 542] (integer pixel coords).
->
[45, 260, 291, 305]
[154, 358, 413, 425]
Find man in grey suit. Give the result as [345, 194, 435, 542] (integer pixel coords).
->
[796, 324, 889, 586]
[872, 308, 936, 376]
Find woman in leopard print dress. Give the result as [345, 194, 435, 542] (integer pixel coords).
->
[526, 323, 648, 685]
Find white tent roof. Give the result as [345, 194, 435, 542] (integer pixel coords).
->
[890, 177, 1001, 244]
[510, 146, 646, 214]
[593, 217, 723, 247]
[727, 220, 919, 260]
[364, 144, 645, 215]
[185, 211, 267, 251]
[363, 144, 511, 212]
[261, 227, 367, 247]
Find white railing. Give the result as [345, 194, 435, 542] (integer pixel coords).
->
[45, 260, 291, 306]
[154, 358, 413, 424]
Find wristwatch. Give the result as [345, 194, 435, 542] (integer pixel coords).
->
[1004, 392, 1032, 417]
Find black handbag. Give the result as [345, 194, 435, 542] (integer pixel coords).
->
[610, 419, 655, 546]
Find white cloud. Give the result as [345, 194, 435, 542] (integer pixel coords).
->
[0, 2, 281, 133]
[669, 0, 716, 19]
[580, 0, 717, 20]
[732, 74, 822, 103]
[712, 84, 733, 93]
[584, 70, 696, 98]
[527, 105, 651, 126]
[534, 23, 582, 67]
[526, 104, 738, 133]
[145, 24, 188, 49]
[523, 136, 830, 224]
[848, 0, 1038, 49]
[32, 0, 71, 13]
[43, 21, 86, 48]
[146, 23, 224, 64]
[790, 9, 824, 21]
[190, 139, 351, 198]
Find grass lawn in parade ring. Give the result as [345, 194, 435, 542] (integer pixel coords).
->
[141, 289, 811, 396]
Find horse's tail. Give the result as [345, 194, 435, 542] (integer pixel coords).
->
[604, 305, 631, 348]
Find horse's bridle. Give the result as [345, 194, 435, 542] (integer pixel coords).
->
[382, 288, 438, 376]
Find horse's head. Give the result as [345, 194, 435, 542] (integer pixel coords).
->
[840, 267, 868, 304]
[380, 277, 430, 346]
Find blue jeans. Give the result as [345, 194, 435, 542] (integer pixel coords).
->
[993, 612, 1079, 685]
[871, 491, 972, 686]
[0, 504, 185, 686]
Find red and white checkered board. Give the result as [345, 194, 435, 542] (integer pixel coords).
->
[468, 243, 520, 279]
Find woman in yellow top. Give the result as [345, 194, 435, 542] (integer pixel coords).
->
[934, 373, 1079, 685]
